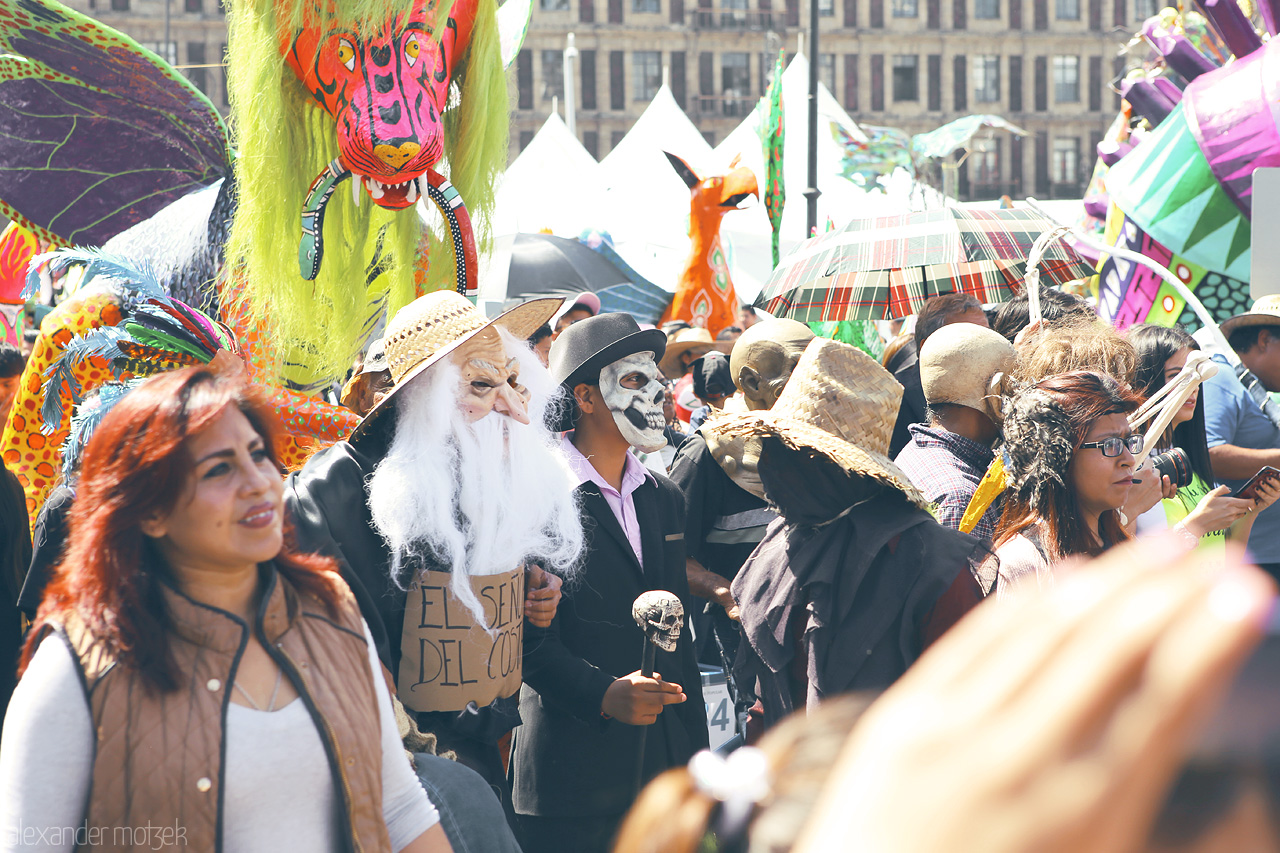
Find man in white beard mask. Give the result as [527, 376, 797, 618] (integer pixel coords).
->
[285, 291, 581, 846]
[511, 313, 708, 853]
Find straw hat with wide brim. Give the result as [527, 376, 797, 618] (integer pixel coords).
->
[705, 337, 927, 508]
[1220, 294, 1280, 337]
[658, 327, 733, 379]
[352, 291, 563, 441]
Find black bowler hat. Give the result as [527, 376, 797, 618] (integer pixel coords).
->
[548, 313, 667, 431]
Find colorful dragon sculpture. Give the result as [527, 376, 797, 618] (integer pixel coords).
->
[0, 0, 528, 519]
[1090, 6, 1275, 332]
[660, 152, 759, 336]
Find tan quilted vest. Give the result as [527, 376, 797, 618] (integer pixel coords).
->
[52, 566, 390, 853]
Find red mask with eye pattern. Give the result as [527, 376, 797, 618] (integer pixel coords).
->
[281, 0, 476, 210]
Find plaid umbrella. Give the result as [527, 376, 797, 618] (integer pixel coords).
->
[753, 208, 1097, 322]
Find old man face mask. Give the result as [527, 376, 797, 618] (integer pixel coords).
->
[600, 352, 668, 453]
[449, 327, 532, 423]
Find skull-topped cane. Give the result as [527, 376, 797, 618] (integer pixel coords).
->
[631, 590, 685, 797]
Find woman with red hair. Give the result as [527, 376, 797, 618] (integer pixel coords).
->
[0, 367, 450, 853]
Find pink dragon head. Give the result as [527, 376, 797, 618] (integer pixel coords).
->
[281, 0, 476, 209]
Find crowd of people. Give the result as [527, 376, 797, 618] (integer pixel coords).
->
[0, 282, 1279, 853]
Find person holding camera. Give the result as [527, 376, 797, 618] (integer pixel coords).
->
[1129, 325, 1280, 549]
[991, 372, 1144, 594]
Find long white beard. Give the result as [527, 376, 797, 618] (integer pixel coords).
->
[367, 331, 585, 623]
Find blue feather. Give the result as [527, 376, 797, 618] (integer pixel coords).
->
[26, 248, 169, 305]
[61, 380, 142, 481]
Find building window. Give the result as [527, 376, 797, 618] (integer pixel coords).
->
[109, 0, 128, 10]
[633, 0, 660, 11]
[892, 54, 918, 101]
[892, 0, 918, 15]
[542, 50, 564, 101]
[185, 0, 201, 11]
[722, 52, 751, 116]
[1051, 137, 1078, 183]
[1133, 0, 1160, 16]
[974, 0, 999, 16]
[541, 0, 570, 9]
[819, 0, 835, 15]
[972, 148, 999, 183]
[973, 55, 1000, 101]
[143, 41, 178, 63]
[633, 51, 661, 99]
[221, 43, 229, 107]
[819, 54, 836, 93]
[1053, 55, 1079, 101]
[1055, 0, 1079, 17]
[186, 43, 207, 94]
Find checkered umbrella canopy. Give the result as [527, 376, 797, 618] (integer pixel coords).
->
[753, 208, 1096, 322]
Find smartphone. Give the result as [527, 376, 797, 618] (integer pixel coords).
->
[1232, 466, 1280, 501]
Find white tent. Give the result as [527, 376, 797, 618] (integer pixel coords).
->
[712, 54, 943, 303]
[491, 112, 600, 237]
[589, 84, 715, 289]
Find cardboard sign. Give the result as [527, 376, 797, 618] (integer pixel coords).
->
[397, 567, 524, 714]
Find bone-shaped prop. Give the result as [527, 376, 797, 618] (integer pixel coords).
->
[1128, 349, 1218, 471]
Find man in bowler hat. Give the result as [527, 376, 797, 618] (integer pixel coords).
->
[511, 313, 709, 853]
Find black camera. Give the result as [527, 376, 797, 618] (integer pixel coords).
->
[1151, 447, 1193, 489]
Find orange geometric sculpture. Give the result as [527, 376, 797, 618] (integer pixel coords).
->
[660, 152, 759, 337]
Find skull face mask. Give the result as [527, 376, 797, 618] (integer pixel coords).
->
[632, 590, 685, 653]
[599, 352, 668, 453]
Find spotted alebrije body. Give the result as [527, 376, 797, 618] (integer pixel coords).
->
[3, 288, 360, 527]
[1, 290, 121, 520]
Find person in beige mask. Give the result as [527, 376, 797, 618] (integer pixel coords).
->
[669, 319, 814, 675]
[286, 291, 584, 848]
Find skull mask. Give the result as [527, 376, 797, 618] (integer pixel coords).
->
[632, 590, 685, 653]
[599, 352, 668, 453]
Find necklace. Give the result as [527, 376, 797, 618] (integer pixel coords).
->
[233, 667, 284, 712]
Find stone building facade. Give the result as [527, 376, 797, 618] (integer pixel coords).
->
[60, 0, 232, 112]
[512, 0, 1164, 199]
[59, 0, 1155, 202]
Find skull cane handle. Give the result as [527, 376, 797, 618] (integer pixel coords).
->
[632, 590, 684, 677]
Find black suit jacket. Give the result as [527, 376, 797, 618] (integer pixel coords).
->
[512, 471, 709, 818]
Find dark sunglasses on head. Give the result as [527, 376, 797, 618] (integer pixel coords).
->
[1080, 434, 1143, 458]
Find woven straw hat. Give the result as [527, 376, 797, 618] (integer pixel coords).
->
[706, 337, 927, 507]
[659, 327, 733, 379]
[1220, 294, 1280, 337]
[352, 290, 562, 440]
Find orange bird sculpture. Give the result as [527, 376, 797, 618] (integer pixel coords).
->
[661, 152, 759, 336]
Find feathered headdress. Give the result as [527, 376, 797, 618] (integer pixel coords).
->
[61, 380, 142, 481]
[26, 248, 238, 432]
[998, 386, 1076, 514]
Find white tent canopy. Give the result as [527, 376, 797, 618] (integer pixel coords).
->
[711, 53, 943, 303]
[492, 112, 600, 237]
[589, 83, 714, 289]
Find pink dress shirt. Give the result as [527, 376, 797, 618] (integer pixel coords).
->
[561, 434, 653, 567]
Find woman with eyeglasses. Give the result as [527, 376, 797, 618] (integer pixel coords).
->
[991, 371, 1145, 595]
[1127, 323, 1280, 549]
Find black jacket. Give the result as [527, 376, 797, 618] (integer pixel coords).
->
[512, 472, 709, 818]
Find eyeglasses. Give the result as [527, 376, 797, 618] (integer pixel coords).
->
[1079, 435, 1143, 458]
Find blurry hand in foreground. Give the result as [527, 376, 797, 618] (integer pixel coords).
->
[795, 536, 1274, 853]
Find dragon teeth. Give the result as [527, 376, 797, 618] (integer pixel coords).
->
[405, 178, 419, 204]
[351, 174, 362, 208]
